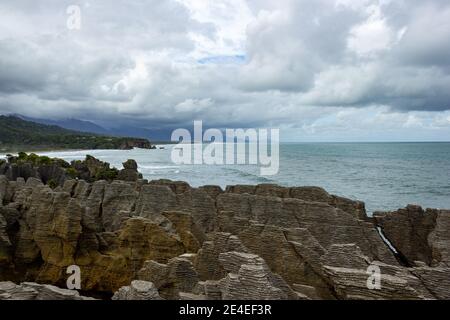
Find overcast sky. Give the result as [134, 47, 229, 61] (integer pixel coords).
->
[1, 0, 450, 141]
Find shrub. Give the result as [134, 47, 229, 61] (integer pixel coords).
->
[47, 179, 58, 189]
[27, 153, 39, 164]
[38, 156, 51, 165]
[17, 152, 27, 160]
[94, 168, 119, 181]
[66, 167, 78, 179]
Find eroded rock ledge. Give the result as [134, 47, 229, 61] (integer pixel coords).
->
[1, 168, 449, 300]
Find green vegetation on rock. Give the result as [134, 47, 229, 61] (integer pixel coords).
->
[1, 152, 138, 185]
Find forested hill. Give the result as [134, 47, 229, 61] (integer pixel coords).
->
[0, 115, 153, 152]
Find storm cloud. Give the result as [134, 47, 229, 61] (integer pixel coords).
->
[0, 0, 450, 140]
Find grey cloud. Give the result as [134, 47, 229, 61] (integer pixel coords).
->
[238, 0, 450, 112]
[0, 0, 449, 139]
[0, 37, 134, 102]
[239, 0, 364, 92]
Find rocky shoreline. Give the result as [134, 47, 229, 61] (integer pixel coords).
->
[1, 154, 449, 300]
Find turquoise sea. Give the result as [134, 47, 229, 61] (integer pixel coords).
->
[15, 142, 450, 214]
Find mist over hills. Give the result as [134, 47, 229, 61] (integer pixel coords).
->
[12, 114, 173, 142]
[15, 114, 110, 135]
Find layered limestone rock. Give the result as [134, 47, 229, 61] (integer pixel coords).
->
[112, 280, 162, 300]
[0, 178, 202, 293]
[137, 255, 200, 299]
[0, 175, 8, 203]
[1, 172, 450, 300]
[216, 191, 395, 264]
[322, 264, 431, 300]
[225, 184, 367, 220]
[316, 244, 435, 300]
[117, 160, 143, 182]
[194, 232, 249, 281]
[216, 251, 297, 300]
[134, 183, 217, 233]
[0, 213, 11, 264]
[213, 191, 399, 299]
[0, 281, 95, 300]
[374, 205, 450, 267]
[410, 266, 450, 299]
[373, 205, 438, 266]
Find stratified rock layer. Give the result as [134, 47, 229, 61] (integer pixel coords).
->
[374, 205, 450, 268]
[112, 280, 162, 300]
[1, 173, 450, 300]
[0, 281, 95, 300]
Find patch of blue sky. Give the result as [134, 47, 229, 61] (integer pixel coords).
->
[197, 55, 246, 65]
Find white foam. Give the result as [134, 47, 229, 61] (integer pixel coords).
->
[139, 165, 179, 170]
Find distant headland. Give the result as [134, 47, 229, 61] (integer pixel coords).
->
[0, 115, 155, 152]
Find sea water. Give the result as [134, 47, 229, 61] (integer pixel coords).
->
[9, 142, 450, 214]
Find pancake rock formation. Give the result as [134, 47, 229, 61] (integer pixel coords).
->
[1, 158, 449, 300]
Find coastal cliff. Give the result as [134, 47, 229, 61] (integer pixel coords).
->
[0, 156, 449, 300]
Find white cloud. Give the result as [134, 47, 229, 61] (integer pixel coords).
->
[177, 0, 254, 58]
[347, 5, 394, 57]
[175, 98, 214, 113]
